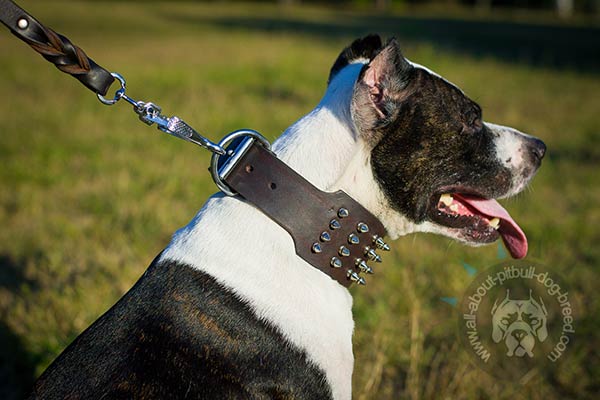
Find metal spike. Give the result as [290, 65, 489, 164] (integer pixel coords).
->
[357, 222, 369, 233]
[373, 235, 391, 251]
[320, 232, 331, 242]
[330, 219, 341, 230]
[339, 246, 351, 257]
[365, 246, 382, 263]
[338, 208, 349, 218]
[355, 258, 373, 274]
[311, 243, 322, 253]
[348, 233, 360, 245]
[330, 257, 343, 268]
[347, 269, 366, 285]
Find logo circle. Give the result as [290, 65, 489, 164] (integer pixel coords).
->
[457, 260, 574, 382]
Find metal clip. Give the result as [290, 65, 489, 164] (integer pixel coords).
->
[98, 72, 272, 195]
[134, 102, 167, 127]
[98, 72, 225, 155]
[163, 117, 226, 155]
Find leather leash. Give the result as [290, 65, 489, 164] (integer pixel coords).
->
[0, 0, 114, 95]
[0, 0, 389, 286]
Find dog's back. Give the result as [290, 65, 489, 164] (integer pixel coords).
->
[29, 256, 331, 399]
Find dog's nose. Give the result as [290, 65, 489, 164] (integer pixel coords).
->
[511, 329, 527, 341]
[528, 138, 546, 161]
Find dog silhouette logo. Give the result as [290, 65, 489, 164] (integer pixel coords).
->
[490, 289, 548, 358]
[457, 261, 575, 382]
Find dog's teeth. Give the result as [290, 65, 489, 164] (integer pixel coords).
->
[440, 194, 453, 206]
[489, 218, 500, 229]
[449, 204, 459, 212]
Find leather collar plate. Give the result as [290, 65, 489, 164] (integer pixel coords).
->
[222, 140, 388, 287]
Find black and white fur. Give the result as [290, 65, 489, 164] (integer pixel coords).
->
[29, 35, 545, 399]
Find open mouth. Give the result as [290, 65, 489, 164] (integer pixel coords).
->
[429, 192, 528, 259]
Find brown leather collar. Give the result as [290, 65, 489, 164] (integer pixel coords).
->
[219, 138, 389, 287]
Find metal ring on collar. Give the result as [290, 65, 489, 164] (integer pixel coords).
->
[210, 129, 271, 196]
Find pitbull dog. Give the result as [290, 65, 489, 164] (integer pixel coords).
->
[491, 289, 548, 357]
[29, 35, 545, 399]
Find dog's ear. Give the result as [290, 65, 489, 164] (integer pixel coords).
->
[535, 296, 548, 342]
[537, 296, 548, 316]
[351, 38, 414, 135]
[491, 289, 511, 343]
[328, 34, 383, 85]
[491, 298, 504, 343]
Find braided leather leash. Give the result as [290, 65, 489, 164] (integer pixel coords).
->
[0, 0, 390, 286]
[0, 0, 114, 95]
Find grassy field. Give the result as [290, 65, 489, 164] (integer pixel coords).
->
[1, 1, 599, 399]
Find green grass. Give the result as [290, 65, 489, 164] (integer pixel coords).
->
[1, 1, 599, 399]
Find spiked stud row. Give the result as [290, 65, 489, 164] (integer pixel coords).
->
[309, 208, 390, 286]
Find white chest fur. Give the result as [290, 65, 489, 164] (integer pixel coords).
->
[160, 194, 356, 399]
[160, 64, 370, 400]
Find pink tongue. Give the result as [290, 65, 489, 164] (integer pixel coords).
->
[454, 194, 528, 259]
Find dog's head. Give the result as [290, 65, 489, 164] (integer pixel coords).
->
[490, 289, 548, 357]
[329, 35, 545, 258]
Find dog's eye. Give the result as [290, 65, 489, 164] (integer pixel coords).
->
[525, 314, 538, 325]
[501, 318, 510, 326]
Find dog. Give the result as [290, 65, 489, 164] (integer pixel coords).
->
[29, 35, 545, 399]
[491, 289, 548, 358]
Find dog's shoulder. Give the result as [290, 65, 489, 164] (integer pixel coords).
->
[30, 257, 332, 399]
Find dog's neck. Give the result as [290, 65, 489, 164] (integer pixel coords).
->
[270, 63, 361, 190]
[271, 63, 416, 239]
[159, 62, 411, 400]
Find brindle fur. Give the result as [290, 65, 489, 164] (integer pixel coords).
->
[29, 257, 331, 399]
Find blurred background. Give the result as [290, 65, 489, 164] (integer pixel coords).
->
[0, 0, 598, 399]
